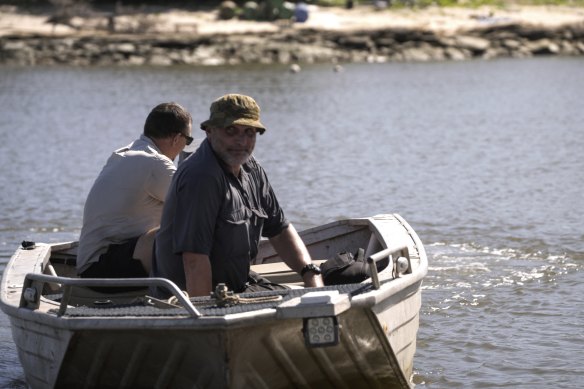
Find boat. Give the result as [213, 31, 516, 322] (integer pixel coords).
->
[0, 213, 427, 388]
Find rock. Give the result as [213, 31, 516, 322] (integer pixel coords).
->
[375, 37, 395, 48]
[502, 38, 522, 49]
[126, 55, 146, 66]
[201, 57, 226, 66]
[337, 36, 374, 50]
[112, 43, 136, 54]
[400, 47, 433, 62]
[2, 40, 27, 51]
[148, 54, 173, 66]
[193, 45, 220, 62]
[519, 27, 554, 40]
[276, 49, 292, 64]
[454, 35, 490, 53]
[559, 41, 578, 55]
[0, 41, 35, 65]
[0, 18, 582, 67]
[445, 47, 469, 61]
[568, 25, 584, 39]
[526, 39, 560, 55]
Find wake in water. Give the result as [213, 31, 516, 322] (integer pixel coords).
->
[414, 242, 584, 388]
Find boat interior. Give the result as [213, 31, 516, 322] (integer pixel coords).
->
[19, 216, 415, 318]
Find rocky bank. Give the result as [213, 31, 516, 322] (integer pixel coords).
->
[1, 5, 584, 66]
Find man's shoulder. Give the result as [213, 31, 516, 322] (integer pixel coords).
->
[120, 138, 173, 165]
[124, 149, 175, 173]
[184, 141, 221, 170]
[176, 148, 222, 183]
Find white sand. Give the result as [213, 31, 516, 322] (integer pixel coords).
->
[1, 4, 583, 37]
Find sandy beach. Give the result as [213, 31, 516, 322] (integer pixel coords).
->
[1, 4, 583, 37]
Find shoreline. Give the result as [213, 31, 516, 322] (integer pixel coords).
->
[1, 5, 584, 66]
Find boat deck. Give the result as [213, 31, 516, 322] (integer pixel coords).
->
[46, 283, 374, 317]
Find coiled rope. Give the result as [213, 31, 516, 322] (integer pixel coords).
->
[167, 283, 282, 308]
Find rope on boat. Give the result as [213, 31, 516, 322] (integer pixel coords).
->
[166, 283, 282, 308]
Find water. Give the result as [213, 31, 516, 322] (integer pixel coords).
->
[1, 58, 583, 388]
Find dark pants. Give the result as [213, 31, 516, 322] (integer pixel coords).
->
[80, 237, 147, 292]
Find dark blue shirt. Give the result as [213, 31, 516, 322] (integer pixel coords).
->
[152, 139, 288, 297]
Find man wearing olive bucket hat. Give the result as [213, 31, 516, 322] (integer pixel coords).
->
[152, 94, 324, 298]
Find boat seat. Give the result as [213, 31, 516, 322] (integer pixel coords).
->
[66, 286, 148, 307]
[251, 260, 327, 286]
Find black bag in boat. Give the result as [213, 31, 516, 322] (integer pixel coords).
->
[321, 248, 390, 285]
[244, 270, 290, 292]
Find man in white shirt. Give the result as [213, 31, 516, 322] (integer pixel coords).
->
[77, 102, 192, 280]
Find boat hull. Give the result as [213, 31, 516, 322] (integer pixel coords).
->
[10, 308, 415, 388]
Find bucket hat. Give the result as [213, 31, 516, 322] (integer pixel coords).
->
[200, 94, 266, 134]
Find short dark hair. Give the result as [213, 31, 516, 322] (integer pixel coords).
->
[144, 102, 192, 139]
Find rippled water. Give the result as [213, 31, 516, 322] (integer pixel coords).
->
[1, 58, 583, 388]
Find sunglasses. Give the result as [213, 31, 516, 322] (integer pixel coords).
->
[180, 133, 194, 145]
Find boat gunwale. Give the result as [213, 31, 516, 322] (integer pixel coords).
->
[1, 278, 425, 333]
[1, 214, 427, 331]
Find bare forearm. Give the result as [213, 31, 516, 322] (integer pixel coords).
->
[269, 224, 310, 273]
[269, 224, 324, 287]
[182, 252, 212, 297]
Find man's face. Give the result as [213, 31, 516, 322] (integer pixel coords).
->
[207, 124, 258, 169]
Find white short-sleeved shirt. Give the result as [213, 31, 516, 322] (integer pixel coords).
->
[77, 135, 176, 273]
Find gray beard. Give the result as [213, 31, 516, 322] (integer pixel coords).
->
[218, 150, 251, 168]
